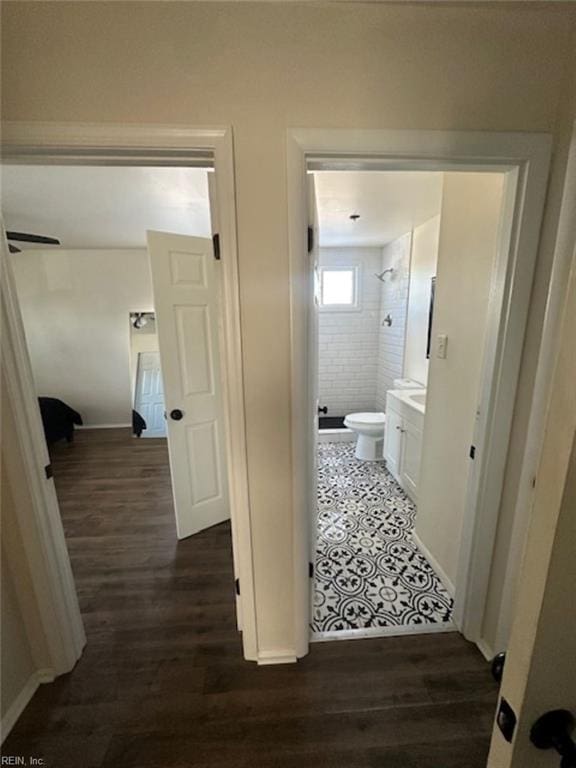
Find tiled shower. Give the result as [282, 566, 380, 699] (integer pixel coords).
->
[318, 235, 412, 418]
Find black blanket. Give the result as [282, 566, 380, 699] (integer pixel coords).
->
[132, 410, 147, 437]
[38, 397, 83, 444]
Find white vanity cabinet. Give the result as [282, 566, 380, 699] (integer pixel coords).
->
[384, 390, 425, 503]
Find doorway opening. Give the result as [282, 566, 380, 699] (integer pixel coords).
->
[130, 314, 167, 438]
[288, 131, 550, 660]
[309, 169, 508, 641]
[2, 159, 243, 660]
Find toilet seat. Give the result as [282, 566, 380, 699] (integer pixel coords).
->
[344, 412, 386, 434]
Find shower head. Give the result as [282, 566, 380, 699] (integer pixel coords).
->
[375, 268, 395, 282]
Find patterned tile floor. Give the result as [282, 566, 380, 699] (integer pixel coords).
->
[311, 442, 454, 635]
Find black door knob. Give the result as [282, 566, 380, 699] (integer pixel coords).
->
[170, 409, 184, 421]
[531, 710, 576, 767]
[491, 652, 506, 683]
[318, 406, 328, 415]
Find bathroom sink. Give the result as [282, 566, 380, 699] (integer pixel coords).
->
[387, 387, 427, 415]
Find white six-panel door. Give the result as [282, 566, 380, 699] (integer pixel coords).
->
[134, 351, 167, 438]
[147, 231, 230, 539]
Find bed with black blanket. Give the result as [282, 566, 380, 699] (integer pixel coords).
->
[38, 397, 83, 444]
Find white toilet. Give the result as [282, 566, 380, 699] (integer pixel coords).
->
[344, 379, 423, 461]
[344, 412, 386, 460]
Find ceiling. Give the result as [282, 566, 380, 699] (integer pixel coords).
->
[2, 165, 443, 252]
[314, 171, 443, 248]
[1, 165, 212, 250]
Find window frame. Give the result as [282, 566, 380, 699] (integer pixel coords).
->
[318, 265, 361, 312]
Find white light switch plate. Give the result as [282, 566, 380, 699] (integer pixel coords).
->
[437, 334, 448, 359]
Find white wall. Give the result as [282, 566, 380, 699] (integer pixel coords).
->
[415, 172, 505, 590]
[318, 248, 381, 416]
[404, 215, 441, 387]
[11, 249, 154, 427]
[375, 233, 411, 412]
[2, 1, 575, 657]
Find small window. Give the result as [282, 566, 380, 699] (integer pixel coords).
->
[319, 267, 359, 310]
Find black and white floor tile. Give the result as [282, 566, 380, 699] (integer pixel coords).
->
[312, 442, 453, 635]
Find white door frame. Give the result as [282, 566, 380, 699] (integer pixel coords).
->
[287, 129, 551, 658]
[1, 122, 258, 663]
[1, 224, 86, 679]
[492, 119, 576, 654]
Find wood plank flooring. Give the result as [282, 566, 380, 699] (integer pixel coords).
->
[3, 428, 498, 767]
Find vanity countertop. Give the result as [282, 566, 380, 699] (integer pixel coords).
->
[387, 388, 427, 416]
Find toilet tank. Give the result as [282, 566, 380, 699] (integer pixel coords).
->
[392, 378, 424, 390]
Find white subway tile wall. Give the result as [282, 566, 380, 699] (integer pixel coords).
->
[317, 238, 413, 417]
[318, 248, 382, 416]
[376, 233, 412, 412]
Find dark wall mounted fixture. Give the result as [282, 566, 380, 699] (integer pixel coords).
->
[426, 276, 437, 359]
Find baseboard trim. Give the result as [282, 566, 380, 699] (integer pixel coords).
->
[411, 531, 455, 598]
[77, 423, 131, 430]
[1, 668, 54, 744]
[476, 638, 495, 662]
[318, 429, 355, 444]
[257, 649, 298, 666]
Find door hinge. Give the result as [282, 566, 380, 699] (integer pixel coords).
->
[44, 464, 53, 479]
[496, 697, 517, 743]
[309, 562, 314, 578]
[469, 445, 476, 460]
[307, 226, 314, 254]
[235, 578, 240, 596]
[212, 233, 221, 261]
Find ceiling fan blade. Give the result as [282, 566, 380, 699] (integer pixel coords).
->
[8, 243, 22, 254]
[6, 231, 61, 245]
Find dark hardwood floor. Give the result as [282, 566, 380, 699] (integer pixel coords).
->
[3, 428, 498, 767]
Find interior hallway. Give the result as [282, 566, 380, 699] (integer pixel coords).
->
[3, 428, 498, 767]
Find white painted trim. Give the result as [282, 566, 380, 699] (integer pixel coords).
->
[311, 622, 456, 644]
[1, 229, 86, 677]
[476, 638, 496, 663]
[0, 670, 51, 744]
[212, 129, 258, 659]
[493, 120, 576, 653]
[317, 429, 355, 443]
[77, 423, 132, 430]
[454, 155, 547, 642]
[257, 650, 298, 666]
[411, 531, 455, 598]
[318, 264, 361, 311]
[288, 128, 551, 661]
[1, 122, 258, 664]
[287, 134, 312, 660]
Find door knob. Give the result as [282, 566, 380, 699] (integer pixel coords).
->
[531, 710, 576, 767]
[491, 652, 506, 683]
[170, 409, 184, 421]
[318, 406, 328, 415]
